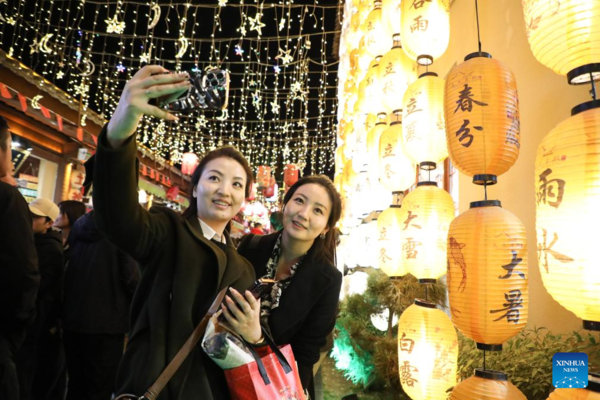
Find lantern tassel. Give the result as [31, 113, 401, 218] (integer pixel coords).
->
[475, 0, 482, 53]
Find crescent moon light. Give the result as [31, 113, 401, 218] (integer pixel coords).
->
[148, 4, 161, 29]
[175, 37, 188, 59]
[39, 33, 53, 54]
[31, 95, 43, 109]
[79, 59, 95, 77]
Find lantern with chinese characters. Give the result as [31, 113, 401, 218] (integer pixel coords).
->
[353, 113, 378, 171]
[397, 300, 458, 400]
[399, 182, 454, 282]
[377, 205, 406, 277]
[378, 116, 415, 193]
[181, 152, 199, 175]
[401, 0, 450, 66]
[283, 164, 299, 187]
[342, 159, 358, 198]
[403, 72, 448, 167]
[381, 0, 402, 38]
[366, 114, 388, 182]
[358, 59, 384, 116]
[363, 1, 392, 60]
[257, 166, 272, 188]
[535, 102, 600, 331]
[379, 36, 418, 114]
[357, 37, 373, 80]
[522, 0, 600, 85]
[548, 374, 600, 399]
[343, 121, 357, 161]
[445, 53, 520, 180]
[447, 200, 528, 350]
[449, 369, 526, 399]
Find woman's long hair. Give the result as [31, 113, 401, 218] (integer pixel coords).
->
[282, 175, 342, 265]
[182, 146, 254, 219]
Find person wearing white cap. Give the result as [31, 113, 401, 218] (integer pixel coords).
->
[0, 116, 39, 400]
[29, 198, 60, 235]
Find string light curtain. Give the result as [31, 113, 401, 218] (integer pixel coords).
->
[400, 0, 451, 66]
[447, 200, 528, 350]
[522, 0, 600, 85]
[397, 300, 458, 400]
[0, 0, 341, 174]
[445, 53, 520, 180]
[535, 103, 600, 331]
[449, 369, 526, 399]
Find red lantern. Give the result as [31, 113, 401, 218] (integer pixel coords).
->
[181, 152, 199, 175]
[284, 164, 299, 187]
[257, 166, 272, 188]
[263, 185, 275, 198]
[166, 185, 179, 201]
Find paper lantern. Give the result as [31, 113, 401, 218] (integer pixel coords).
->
[357, 37, 374, 80]
[262, 183, 275, 198]
[166, 185, 179, 201]
[379, 37, 418, 114]
[377, 205, 406, 277]
[362, 0, 392, 60]
[399, 182, 454, 282]
[535, 102, 600, 330]
[283, 164, 299, 187]
[397, 300, 458, 400]
[378, 117, 415, 192]
[343, 121, 357, 160]
[353, 113, 378, 170]
[403, 72, 448, 167]
[357, 0, 373, 26]
[381, 0, 402, 38]
[401, 0, 450, 65]
[358, 59, 383, 115]
[445, 53, 520, 179]
[366, 115, 388, 182]
[548, 374, 600, 399]
[342, 159, 358, 195]
[449, 369, 526, 400]
[447, 200, 528, 350]
[181, 152, 199, 175]
[257, 165, 272, 188]
[522, 0, 600, 84]
[347, 12, 362, 52]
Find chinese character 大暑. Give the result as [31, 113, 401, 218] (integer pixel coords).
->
[536, 168, 565, 208]
[490, 289, 523, 323]
[498, 251, 525, 280]
[454, 84, 488, 113]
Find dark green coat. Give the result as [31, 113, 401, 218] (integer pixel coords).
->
[91, 127, 255, 399]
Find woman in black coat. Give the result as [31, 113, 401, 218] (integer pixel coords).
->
[90, 65, 256, 399]
[222, 176, 343, 399]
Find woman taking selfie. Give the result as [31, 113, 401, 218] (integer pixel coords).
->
[88, 65, 257, 398]
[222, 176, 343, 398]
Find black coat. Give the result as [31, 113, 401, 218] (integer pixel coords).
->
[0, 181, 39, 359]
[90, 127, 255, 399]
[237, 232, 342, 394]
[32, 229, 63, 331]
[63, 211, 139, 334]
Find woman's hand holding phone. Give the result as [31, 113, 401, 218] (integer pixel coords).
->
[220, 287, 263, 344]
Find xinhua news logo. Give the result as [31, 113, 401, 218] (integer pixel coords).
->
[553, 352, 588, 388]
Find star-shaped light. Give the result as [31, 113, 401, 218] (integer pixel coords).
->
[248, 13, 266, 36]
[238, 24, 247, 36]
[57, 61, 65, 68]
[234, 44, 244, 56]
[218, 0, 227, 6]
[249, 79, 257, 87]
[105, 14, 126, 34]
[282, 146, 291, 158]
[282, 122, 291, 132]
[270, 100, 280, 114]
[6, 16, 16, 25]
[273, 65, 281, 74]
[116, 63, 126, 73]
[290, 81, 307, 101]
[140, 52, 150, 64]
[279, 18, 286, 31]
[29, 38, 39, 54]
[56, 70, 65, 80]
[275, 48, 293, 65]
[195, 115, 207, 129]
[252, 91, 261, 108]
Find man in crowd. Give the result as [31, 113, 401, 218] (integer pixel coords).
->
[0, 116, 39, 399]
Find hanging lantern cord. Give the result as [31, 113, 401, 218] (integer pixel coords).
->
[475, 0, 482, 53]
[484, 181, 488, 201]
[590, 72, 597, 100]
[425, 284, 429, 301]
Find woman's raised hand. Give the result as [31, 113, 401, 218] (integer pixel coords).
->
[221, 288, 263, 344]
[106, 65, 191, 148]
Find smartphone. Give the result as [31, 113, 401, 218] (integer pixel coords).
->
[217, 279, 276, 322]
[159, 68, 230, 112]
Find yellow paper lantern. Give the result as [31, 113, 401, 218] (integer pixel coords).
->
[447, 200, 528, 350]
[401, 0, 450, 65]
[535, 102, 600, 330]
[357, 37, 373, 79]
[362, 0, 392, 59]
[353, 113, 377, 170]
[381, 0, 402, 38]
[357, 0, 373, 26]
[397, 300, 458, 400]
[377, 205, 406, 276]
[343, 120, 357, 160]
[378, 116, 415, 192]
[548, 375, 600, 399]
[379, 36, 419, 114]
[402, 72, 448, 167]
[342, 159, 358, 195]
[445, 53, 520, 179]
[522, 0, 600, 84]
[359, 58, 383, 115]
[398, 182, 454, 282]
[366, 114, 389, 183]
[449, 369, 527, 400]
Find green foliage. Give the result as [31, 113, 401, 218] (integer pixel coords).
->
[457, 327, 600, 400]
[330, 324, 375, 386]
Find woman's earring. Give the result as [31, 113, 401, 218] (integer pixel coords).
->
[320, 232, 326, 239]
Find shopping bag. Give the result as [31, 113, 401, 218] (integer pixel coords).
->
[201, 314, 255, 369]
[224, 334, 306, 400]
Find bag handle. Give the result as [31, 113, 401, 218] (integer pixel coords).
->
[141, 287, 228, 400]
[245, 329, 292, 386]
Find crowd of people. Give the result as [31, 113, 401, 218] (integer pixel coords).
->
[0, 65, 343, 400]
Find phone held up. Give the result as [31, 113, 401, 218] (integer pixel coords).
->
[217, 278, 276, 323]
[159, 68, 230, 112]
